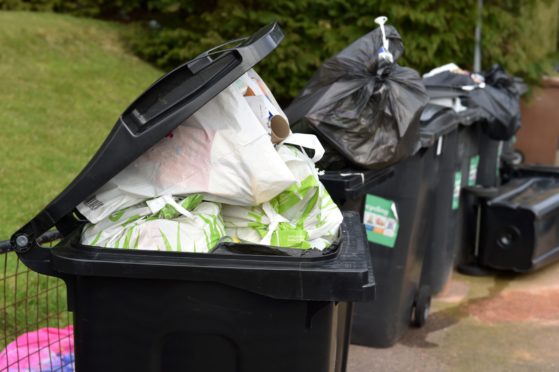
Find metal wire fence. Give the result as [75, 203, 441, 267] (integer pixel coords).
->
[0, 233, 73, 371]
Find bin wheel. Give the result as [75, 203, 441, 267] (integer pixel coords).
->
[411, 286, 431, 328]
[511, 150, 524, 165]
[457, 262, 494, 277]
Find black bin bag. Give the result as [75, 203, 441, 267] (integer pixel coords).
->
[285, 26, 429, 170]
[423, 64, 521, 141]
[477, 64, 522, 140]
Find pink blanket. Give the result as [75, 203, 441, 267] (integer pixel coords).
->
[0, 326, 74, 371]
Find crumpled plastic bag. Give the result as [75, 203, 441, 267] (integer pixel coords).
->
[475, 64, 521, 140]
[81, 194, 225, 253]
[0, 326, 74, 372]
[286, 25, 428, 170]
[77, 75, 296, 224]
[222, 144, 343, 250]
[423, 64, 521, 140]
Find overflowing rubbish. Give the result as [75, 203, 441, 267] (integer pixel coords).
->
[77, 72, 296, 224]
[79, 69, 342, 252]
[5, 23, 374, 372]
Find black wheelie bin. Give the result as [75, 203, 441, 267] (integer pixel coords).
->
[318, 105, 461, 345]
[8, 24, 375, 372]
[417, 105, 461, 296]
[314, 139, 430, 347]
[477, 177, 559, 272]
[424, 66, 519, 274]
[286, 21, 433, 347]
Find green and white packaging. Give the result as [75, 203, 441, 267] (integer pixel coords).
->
[222, 144, 343, 250]
[81, 194, 225, 253]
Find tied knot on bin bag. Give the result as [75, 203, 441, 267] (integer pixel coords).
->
[287, 23, 429, 170]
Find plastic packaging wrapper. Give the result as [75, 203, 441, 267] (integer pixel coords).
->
[0, 326, 74, 372]
[81, 194, 225, 253]
[77, 74, 295, 224]
[423, 64, 521, 140]
[222, 144, 343, 250]
[286, 26, 428, 170]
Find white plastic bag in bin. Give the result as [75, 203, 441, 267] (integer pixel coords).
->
[223, 144, 343, 250]
[81, 194, 225, 253]
[78, 83, 296, 224]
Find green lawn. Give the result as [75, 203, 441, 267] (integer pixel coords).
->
[0, 11, 162, 240]
[0, 11, 162, 349]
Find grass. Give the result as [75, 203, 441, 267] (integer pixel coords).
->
[0, 11, 162, 240]
[0, 11, 162, 351]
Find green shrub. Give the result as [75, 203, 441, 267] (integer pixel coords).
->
[2, 0, 558, 103]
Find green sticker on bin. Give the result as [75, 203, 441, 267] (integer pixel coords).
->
[363, 194, 399, 248]
[468, 155, 480, 186]
[452, 171, 462, 210]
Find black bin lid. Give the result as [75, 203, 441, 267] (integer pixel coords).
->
[12, 23, 284, 247]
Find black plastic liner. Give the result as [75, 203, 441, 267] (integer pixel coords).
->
[285, 26, 428, 170]
[423, 64, 521, 141]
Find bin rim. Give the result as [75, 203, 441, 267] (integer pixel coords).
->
[35, 212, 376, 302]
[419, 107, 460, 148]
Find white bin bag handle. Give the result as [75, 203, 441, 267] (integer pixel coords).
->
[281, 133, 325, 163]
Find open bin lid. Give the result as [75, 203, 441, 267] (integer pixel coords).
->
[11, 23, 284, 251]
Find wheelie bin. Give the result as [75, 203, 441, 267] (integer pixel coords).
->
[417, 105, 461, 295]
[452, 106, 487, 270]
[318, 149, 430, 347]
[293, 107, 460, 347]
[285, 20, 432, 347]
[7, 24, 375, 372]
[478, 177, 559, 272]
[423, 81, 509, 272]
[330, 105, 459, 346]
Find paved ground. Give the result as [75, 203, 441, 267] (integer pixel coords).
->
[348, 263, 559, 371]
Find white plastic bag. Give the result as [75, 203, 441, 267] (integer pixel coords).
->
[78, 82, 296, 223]
[81, 194, 225, 253]
[222, 138, 343, 250]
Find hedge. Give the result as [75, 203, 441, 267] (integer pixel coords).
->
[2, 0, 558, 103]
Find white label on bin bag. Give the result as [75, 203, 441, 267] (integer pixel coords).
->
[363, 194, 399, 248]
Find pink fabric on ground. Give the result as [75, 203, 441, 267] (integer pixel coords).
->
[0, 326, 74, 371]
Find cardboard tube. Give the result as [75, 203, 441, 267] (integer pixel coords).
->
[270, 115, 290, 144]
